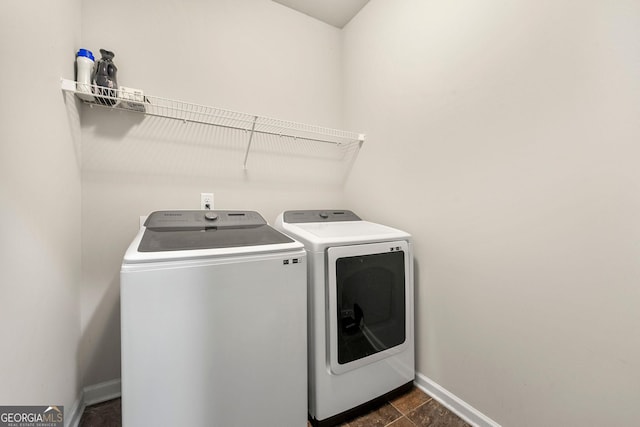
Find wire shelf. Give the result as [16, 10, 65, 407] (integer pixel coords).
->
[60, 79, 364, 169]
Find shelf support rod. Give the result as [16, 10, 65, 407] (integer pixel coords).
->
[243, 116, 259, 170]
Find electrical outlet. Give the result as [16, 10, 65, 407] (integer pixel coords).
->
[200, 193, 214, 210]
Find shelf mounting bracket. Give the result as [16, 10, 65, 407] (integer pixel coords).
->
[243, 116, 259, 170]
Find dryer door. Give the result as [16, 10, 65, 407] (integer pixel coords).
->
[327, 240, 411, 375]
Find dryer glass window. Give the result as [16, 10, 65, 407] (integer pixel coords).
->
[335, 251, 406, 365]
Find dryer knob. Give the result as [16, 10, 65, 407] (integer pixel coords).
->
[319, 212, 329, 219]
[204, 212, 219, 221]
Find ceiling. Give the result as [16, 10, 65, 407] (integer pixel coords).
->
[272, 0, 370, 29]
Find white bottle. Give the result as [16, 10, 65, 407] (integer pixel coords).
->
[76, 49, 95, 101]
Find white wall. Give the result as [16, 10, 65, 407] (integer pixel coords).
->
[343, 0, 640, 425]
[79, 0, 347, 386]
[0, 0, 82, 413]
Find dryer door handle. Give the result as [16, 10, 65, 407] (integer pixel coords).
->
[340, 303, 363, 335]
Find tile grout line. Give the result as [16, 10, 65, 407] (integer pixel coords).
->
[385, 391, 434, 427]
[404, 396, 435, 417]
[388, 400, 402, 414]
[389, 395, 434, 416]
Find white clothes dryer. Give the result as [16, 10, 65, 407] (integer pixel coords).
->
[275, 210, 415, 427]
[121, 210, 307, 427]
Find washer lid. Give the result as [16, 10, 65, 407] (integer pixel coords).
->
[138, 210, 293, 252]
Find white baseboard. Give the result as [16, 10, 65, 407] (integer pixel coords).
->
[414, 372, 501, 427]
[82, 378, 121, 406]
[64, 396, 83, 427]
[65, 378, 122, 427]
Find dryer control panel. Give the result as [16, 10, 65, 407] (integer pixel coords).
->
[283, 210, 361, 223]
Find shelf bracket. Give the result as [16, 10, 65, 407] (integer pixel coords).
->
[242, 116, 259, 170]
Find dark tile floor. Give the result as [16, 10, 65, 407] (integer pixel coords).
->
[79, 386, 470, 427]
[79, 398, 121, 427]
[334, 387, 471, 427]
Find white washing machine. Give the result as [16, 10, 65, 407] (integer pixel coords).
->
[275, 210, 415, 426]
[121, 210, 307, 427]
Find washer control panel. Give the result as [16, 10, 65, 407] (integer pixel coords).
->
[145, 210, 266, 231]
[139, 210, 293, 252]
